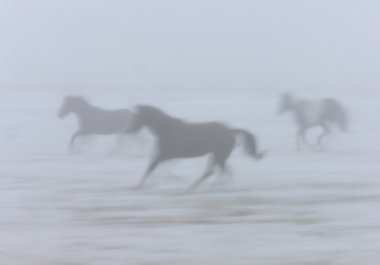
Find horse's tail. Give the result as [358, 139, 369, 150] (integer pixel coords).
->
[233, 129, 266, 160]
[326, 99, 348, 132]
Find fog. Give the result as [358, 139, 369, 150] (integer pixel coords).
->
[2, 0, 380, 93]
[1, 1, 380, 264]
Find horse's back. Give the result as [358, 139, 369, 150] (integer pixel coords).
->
[81, 108, 133, 134]
[188, 121, 233, 137]
[296, 100, 325, 126]
[159, 121, 235, 158]
[106, 108, 131, 116]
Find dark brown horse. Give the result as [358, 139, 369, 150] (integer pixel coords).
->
[58, 96, 134, 151]
[129, 105, 265, 191]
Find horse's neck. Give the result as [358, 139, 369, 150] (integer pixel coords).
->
[147, 115, 183, 137]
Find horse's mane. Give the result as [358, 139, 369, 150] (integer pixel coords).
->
[137, 105, 185, 124]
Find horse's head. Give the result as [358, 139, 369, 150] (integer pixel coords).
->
[277, 92, 296, 114]
[127, 105, 166, 133]
[58, 96, 89, 118]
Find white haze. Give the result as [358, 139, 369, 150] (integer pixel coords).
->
[1, 1, 380, 264]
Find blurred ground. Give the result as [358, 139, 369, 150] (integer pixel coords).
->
[1, 87, 380, 265]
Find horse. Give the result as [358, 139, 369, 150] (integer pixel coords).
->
[58, 96, 134, 151]
[128, 105, 265, 191]
[278, 93, 348, 150]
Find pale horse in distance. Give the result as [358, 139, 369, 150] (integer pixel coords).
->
[58, 96, 135, 152]
[278, 93, 348, 150]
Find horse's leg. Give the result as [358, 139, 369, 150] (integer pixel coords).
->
[317, 124, 330, 150]
[134, 155, 163, 189]
[109, 134, 127, 155]
[296, 128, 304, 151]
[68, 131, 85, 153]
[218, 161, 232, 177]
[212, 161, 234, 187]
[213, 148, 234, 186]
[188, 156, 215, 191]
[301, 129, 315, 150]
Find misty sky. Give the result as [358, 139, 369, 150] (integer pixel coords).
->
[1, 0, 379, 92]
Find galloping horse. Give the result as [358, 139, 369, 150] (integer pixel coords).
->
[58, 96, 134, 151]
[128, 105, 265, 191]
[278, 93, 348, 150]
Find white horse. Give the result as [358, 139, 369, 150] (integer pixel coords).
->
[278, 93, 348, 150]
[58, 96, 135, 151]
